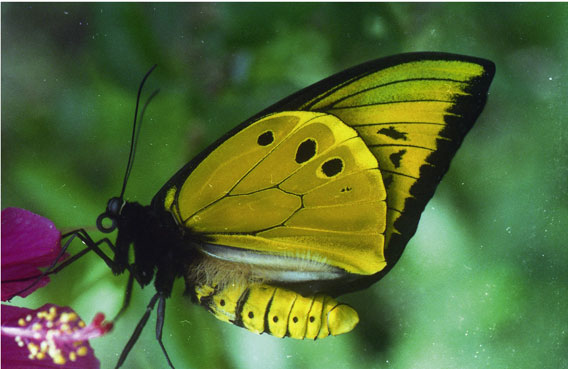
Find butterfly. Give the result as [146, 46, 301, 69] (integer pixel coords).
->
[64, 52, 495, 367]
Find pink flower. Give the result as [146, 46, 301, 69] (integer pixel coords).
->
[1, 207, 63, 300]
[1, 207, 112, 368]
[1, 304, 112, 368]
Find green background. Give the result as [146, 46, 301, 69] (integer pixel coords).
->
[2, 3, 567, 369]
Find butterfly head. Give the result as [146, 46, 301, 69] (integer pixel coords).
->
[96, 196, 124, 234]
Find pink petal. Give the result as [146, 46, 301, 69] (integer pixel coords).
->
[1, 304, 107, 369]
[1, 208, 62, 300]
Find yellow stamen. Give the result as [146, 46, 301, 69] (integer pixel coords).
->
[77, 346, 88, 356]
[27, 342, 39, 357]
[52, 352, 66, 365]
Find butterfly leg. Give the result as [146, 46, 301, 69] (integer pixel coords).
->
[69, 228, 118, 270]
[156, 294, 175, 369]
[115, 292, 157, 368]
[112, 272, 135, 321]
[3, 228, 115, 299]
[113, 291, 175, 369]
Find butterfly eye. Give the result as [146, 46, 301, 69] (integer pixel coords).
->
[295, 138, 317, 164]
[320, 157, 344, 178]
[257, 131, 274, 146]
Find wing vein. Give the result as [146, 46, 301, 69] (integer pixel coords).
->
[322, 77, 467, 110]
[354, 121, 446, 127]
[328, 99, 455, 111]
[369, 143, 435, 151]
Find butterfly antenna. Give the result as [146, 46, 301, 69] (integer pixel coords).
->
[119, 64, 158, 201]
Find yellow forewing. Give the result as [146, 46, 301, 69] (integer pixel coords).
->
[295, 58, 492, 249]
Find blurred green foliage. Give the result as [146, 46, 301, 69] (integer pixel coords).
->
[2, 3, 567, 369]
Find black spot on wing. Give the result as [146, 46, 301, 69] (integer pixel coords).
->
[383, 173, 393, 189]
[377, 126, 408, 141]
[321, 158, 343, 177]
[296, 139, 317, 163]
[258, 131, 274, 146]
[389, 149, 406, 169]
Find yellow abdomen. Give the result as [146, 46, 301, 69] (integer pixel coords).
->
[194, 282, 359, 339]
